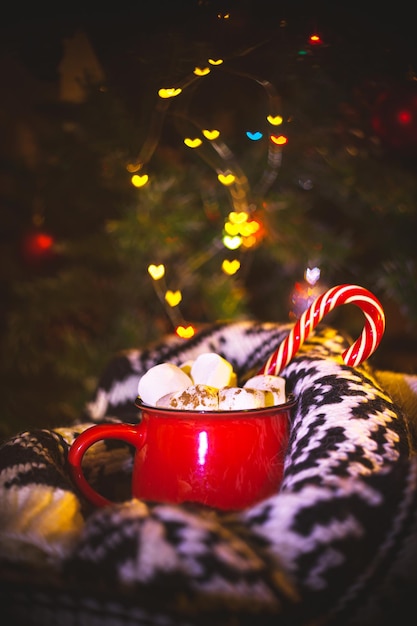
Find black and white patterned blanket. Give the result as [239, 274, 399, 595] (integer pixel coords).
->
[1, 321, 417, 625]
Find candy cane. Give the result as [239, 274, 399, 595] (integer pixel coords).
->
[258, 284, 386, 376]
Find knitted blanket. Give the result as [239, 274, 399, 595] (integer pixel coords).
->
[1, 321, 417, 626]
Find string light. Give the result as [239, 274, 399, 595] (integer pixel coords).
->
[241, 235, 257, 248]
[184, 137, 203, 148]
[309, 33, 323, 45]
[202, 129, 220, 140]
[222, 259, 240, 275]
[224, 222, 241, 236]
[158, 88, 182, 98]
[240, 220, 260, 237]
[246, 131, 263, 140]
[228, 211, 248, 224]
[217, 172, 236, 185]
[194, 67, 211, 76]
[270, 134, 288, 145]
[290, 267, 325, 319]
[131, 173, 149, 187]
[223, 235, 242, 250]
[267, 115, 283, 125]
[135, 54, 288, 333]
[147, 264, 165, 280]
[176, 325, 196, 338]
[165, 290, 182, 307]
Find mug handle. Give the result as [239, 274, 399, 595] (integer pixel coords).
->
[68, 423, 146, 507]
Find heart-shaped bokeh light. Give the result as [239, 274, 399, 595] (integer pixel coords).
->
[267, 115, 283, 125]
[228, 211, 248, 224]
[218, 173, 236, 186]
[176, 325, 195, 339]
[306, 266, 321, 285]
[202, 129, 220, 140]
[184, 137, 203, 148]
[222, 259, 241, 275]
[194, 67, 211, 76]
[147, 264, 165, 280]
[131, 174, 149, 188]
[223, 235, 242, 250]
[270, 135, 288, 145]
[246, 131, 263, 141]
[158, 88, 182, 99]
[165, 290, 182, 306]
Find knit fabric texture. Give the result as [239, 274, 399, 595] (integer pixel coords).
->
[1, 321, 417, 625]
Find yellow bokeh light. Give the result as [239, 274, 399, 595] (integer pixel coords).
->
[224, 222, 241, 236]
[158, 88, 182, 99]
[147, 264, 165, 280]
[218, 173, 235, 186]
[131, 174, 149, 188]
[228, 211, 248, 224]
[240, 220, 260, 236]
[267, 115, 283, 125]
[165, 290, 182, 307]
[202, 129, 220, 140]
[223, 235, 242, 250]
[270, 134, 288, 145]
[176, 325, 196, 339]
[222, 259, 241, 275]
[184, 137, 203, 148]
[208, 58, 223, 65]
[194, 67, 210, 76]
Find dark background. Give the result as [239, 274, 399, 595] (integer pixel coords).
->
[2, 2, 417, 82]
[1, 1, 417, 438]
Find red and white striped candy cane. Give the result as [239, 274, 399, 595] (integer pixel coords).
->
[258, 284, 386, 376]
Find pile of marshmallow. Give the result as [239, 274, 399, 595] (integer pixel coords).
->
[138, 352, 286, 411]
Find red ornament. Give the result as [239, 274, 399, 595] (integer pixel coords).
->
[371, 82, 417, 152]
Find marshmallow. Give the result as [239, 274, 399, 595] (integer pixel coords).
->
[138, 363, 192, 406]
[138, 355, 287, 411]
[229, 371, 238, 387]
[157, 384, 219, 410]
[244, 374, 286, 406]
[179, 360, 193, 377]
[191, 353, 234, 389]
[218, 387, 266, 410]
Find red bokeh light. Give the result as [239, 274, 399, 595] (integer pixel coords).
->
[22, 231, 55, 261]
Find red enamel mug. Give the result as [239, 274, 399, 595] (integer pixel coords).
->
[68, 396, 296, 511]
